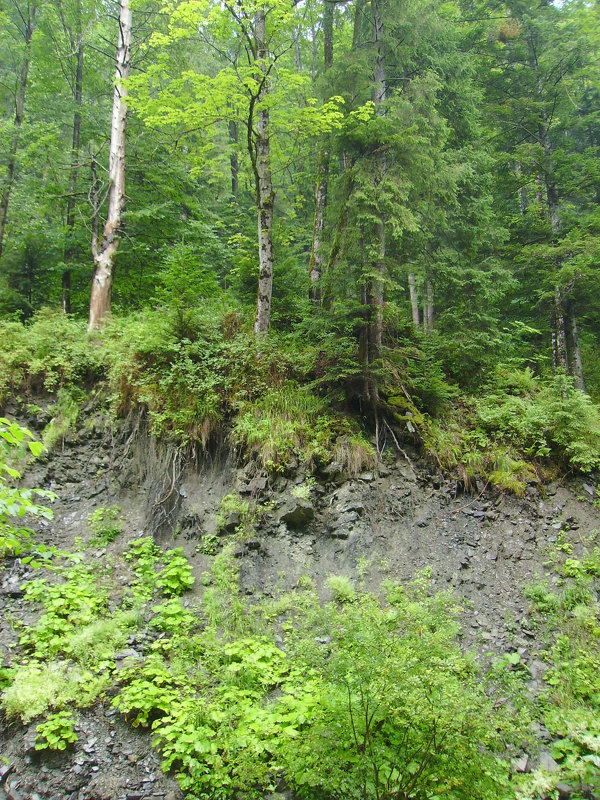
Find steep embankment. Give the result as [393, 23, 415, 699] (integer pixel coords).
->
[1, 407, 599, 799]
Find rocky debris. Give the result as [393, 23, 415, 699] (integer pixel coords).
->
[0, 711, 184, 800]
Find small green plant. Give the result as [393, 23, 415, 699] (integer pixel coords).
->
[291, 477, 316, 501]
[113, 656, 185, 727]
[563, 558, 585, 579]
[215, 493, 251, 534]
[326, 574, 356, 604]
[150, 598, 195, 632]
[156, 548, 195, 596]
[42, 389, 81, 451]
[88, 505, 123, 545]
[0, 418, 55, 560]
[125, 536, 160, 596]
[2, 662, 80, 723]
[35, 711, 78, 751]
[197, 533, 220, 555]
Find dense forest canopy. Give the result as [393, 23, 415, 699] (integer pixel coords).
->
[1, 0, 600, 472]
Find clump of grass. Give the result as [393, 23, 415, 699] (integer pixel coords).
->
[326, 574, 356, 604]
[333, 434, 376, 477]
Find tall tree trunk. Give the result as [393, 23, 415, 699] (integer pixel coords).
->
[253, 7, 275, 336]
[88, 0, 132, 331]
[368, 0, 386, 396]
[0, 2, 37, 259]
[543, 144, 584, 387]
[564, 298, 585, 391]
[322, 0, 364, 309]
[424, 279, 434, 333]
[63, 20, 84, 315]
[229, 120, 239, 199]
[308, 0, 334, 305]
[408, 272, 420, 328]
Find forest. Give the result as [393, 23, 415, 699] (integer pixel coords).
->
[0, 0, 600, 799]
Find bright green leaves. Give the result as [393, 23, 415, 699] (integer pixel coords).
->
[35, 711, 78, 751]
[0, 417, 54, 559]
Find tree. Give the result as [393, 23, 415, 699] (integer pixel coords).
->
[88, 0, 132, 331]
[128, 0, 344, 335]
[0, 0, 37, 260]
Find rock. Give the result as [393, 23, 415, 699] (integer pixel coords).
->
[0, 764, 13, 785]
[279, 499, 314, 527]
[222, 511, 242, 533]
[511, 754, 530, 773]
[329, 511, 358, 530]
[583, 483, 595, 498]
[538, 750, 560, 773]
[320, 461, 346, 484]
[330, 529, 350, 540]
[556, 782, 575, 798]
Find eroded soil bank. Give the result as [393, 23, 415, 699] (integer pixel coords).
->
[1, 410, 598, 800]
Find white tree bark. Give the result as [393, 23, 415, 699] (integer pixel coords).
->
[254, 7, 275, 336]
[88, 0, 132, 331]
[408, 272, 420, 328]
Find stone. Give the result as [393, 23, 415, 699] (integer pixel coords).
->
[330, 511, 358, 530]
[556, 782, 575, 798]
[0, 765, 13, 785]
[222, 512, 241, 533]
[320, 461, 346, 484]
[511, 755, 529, 773]
[279, 499, 314, 527]
[538, 750, 559, 773]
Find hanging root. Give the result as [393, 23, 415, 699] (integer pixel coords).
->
[144, 443, 185, 539]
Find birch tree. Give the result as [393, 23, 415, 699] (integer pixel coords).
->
[88, 0, 132, 330]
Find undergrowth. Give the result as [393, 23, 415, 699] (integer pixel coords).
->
[519, 538, 600, 799]
[1, 312, 600, 491]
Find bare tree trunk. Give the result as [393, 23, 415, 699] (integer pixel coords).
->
[88, 0, 132, 331]
[253, 7, 275, 336]
[515, 161, 527, 215]
[408, 272, 420, 328]
[63, 18, 84, 315]
[228, 120, 239, 199]
[552, 290, 568, 371]
[425, 279, 434, 332]
[564, 299, 585, 391]
[308, 0, 334, 305]
[0, 2, 37, 260]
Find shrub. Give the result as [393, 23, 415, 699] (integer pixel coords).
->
[42, 388, 82, 450]
[0, 310, 102, 403]
[2, 662, 81, 723]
